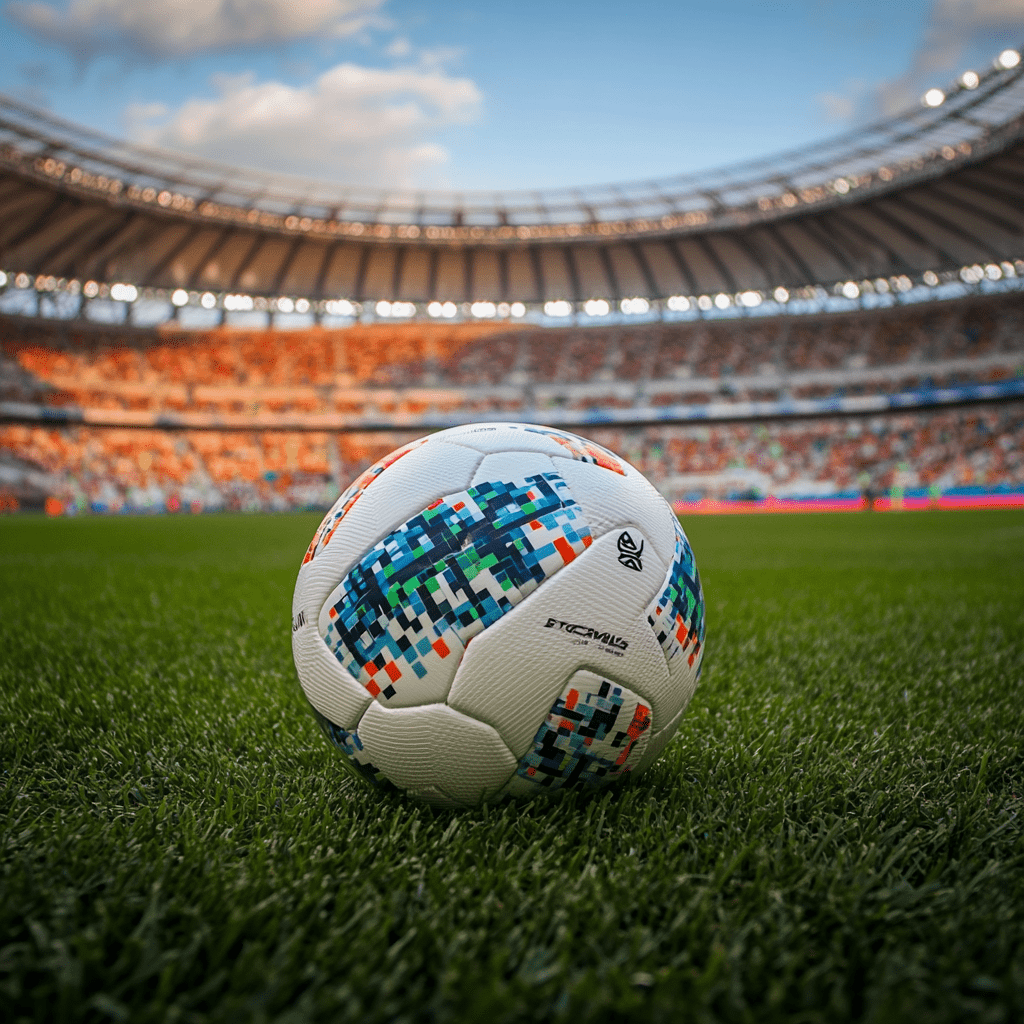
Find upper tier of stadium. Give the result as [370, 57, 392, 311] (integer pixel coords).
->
[1, 45, 1024, 315]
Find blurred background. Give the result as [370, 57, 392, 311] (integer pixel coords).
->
[0, 0, 1022, 515]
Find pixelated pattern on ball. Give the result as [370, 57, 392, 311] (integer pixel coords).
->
[303, 437, 427, 564]
[308, 705, 390, 786]
[323, 473, 593, 702]
[523, 425, 626, 475]
[647, 518, 705, 673]
[516, 678, 652, 790]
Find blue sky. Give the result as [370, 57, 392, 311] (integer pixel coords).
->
[1, 0, 1021, 190]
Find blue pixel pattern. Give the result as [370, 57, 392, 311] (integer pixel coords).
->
[646, 518, 705, 675]
[322, 473, 592, 701]
[516, 678, 652, 790]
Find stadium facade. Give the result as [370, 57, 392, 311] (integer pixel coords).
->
[1, 47, 1023, 514]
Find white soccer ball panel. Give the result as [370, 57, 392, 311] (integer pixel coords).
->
[554, 458, 678, 567]
[470, 450, 556, 487]
[291, 621, 371, 730]
[433, 422, 580, 458]
[447, 527, 671, 759]
[294, 438, 482, 620]
[357, 700, 517, 807]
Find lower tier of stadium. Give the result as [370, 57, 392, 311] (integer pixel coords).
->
[2, 402, 1021, 515]
[1, 291, 1022, 514]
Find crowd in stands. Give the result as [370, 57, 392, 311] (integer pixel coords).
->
[1, 403, 1021, 513]
[3, 294, 1021, 424]
[1, 292, 1022, 512]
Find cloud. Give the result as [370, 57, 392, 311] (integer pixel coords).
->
[876, 0, 1024, 115]
[815, 0, 1024, 123]
[6, 0, 388, 60]
[124, 60, 482, 187]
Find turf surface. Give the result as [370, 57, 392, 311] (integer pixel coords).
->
[1, 509, 1022, 1023]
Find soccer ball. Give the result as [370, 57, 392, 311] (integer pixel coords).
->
[291, 422, 705, 807]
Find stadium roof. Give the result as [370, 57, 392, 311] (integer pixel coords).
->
[1, 46, 1023, 312]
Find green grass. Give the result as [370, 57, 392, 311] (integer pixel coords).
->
[1, 509, 1023, 1024]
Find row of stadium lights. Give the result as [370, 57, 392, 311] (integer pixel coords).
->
[17, 48, 1020, 250]
[1, 262, 1021, 318]
[920, 49, 1020, 108]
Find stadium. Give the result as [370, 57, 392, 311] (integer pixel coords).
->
[1, 21, 1023, 1024]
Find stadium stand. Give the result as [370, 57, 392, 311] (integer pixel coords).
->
[2, 291, 1022, 514]
[2, 48, 1024, 514]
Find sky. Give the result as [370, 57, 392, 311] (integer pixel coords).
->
[0, 0, 1022, 192]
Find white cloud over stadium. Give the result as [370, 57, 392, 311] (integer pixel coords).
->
[6, 0, 387, 59]
[125, 61, 483, 186]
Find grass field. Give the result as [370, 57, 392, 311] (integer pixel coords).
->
[1, 509, 1022, 1024]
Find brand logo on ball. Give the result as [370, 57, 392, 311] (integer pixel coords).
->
[616, 531, 644, 571]
[543, 617, 629, 650]
[291, 610, 306, 632]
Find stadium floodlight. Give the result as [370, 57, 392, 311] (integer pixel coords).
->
[497, 302, 511, 318]
[325, 299, 356, 316]
[295, 298, 311, 314]
[83, 280, 99, 298]
[0, 271, 6, 287]
[389, 301, 415, 318]
[375, 300, 392, 317]
[583, 298, 610, 316]
[620, 297, 650, 315]
[895, 275, 913, 292]
[666, 295, 690, 312]
[544, 300, 572, 317]
[224, 294, 254, 312]
[997, 49, 1021, 69]
[1001, 262, 1016, 278]
[697, 294, 713, 311]
[922, 88, 945, 108]
[985, 263, 1002, 281]
[833, 178, 850, 194]
[509, 302, 526, 318]
[739, 291, 762, 307]
[427, 301, 442, 317]
[841, 281, 860, 299]
[171, 288, 189, 307]
[276, 296, 295, 313]
[200, 292, 218, 310]
[470, 301, 497, 318]
[923, 270, 939, 287]
[110, 283, 138, 302]
[773, 287, 789, 304]
[960, 70, 980, 89]
[714, 293, 731, 309]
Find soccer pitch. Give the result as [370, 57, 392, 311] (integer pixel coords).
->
[1, 510, 1022, 1023]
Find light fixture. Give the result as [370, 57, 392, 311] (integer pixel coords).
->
[997, 49, 1020, 69]
[960, 70, 980, 89]
[200, 292, 218, 309]
[922, 88, 945, 108]
[666, 295, 690, 312]
[583, 298, 610, 316]
[171, 288, 189, 307]
[276, 296, 295, 313]
[544, 300, 572, 317]
[773, 287, 789, 304]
